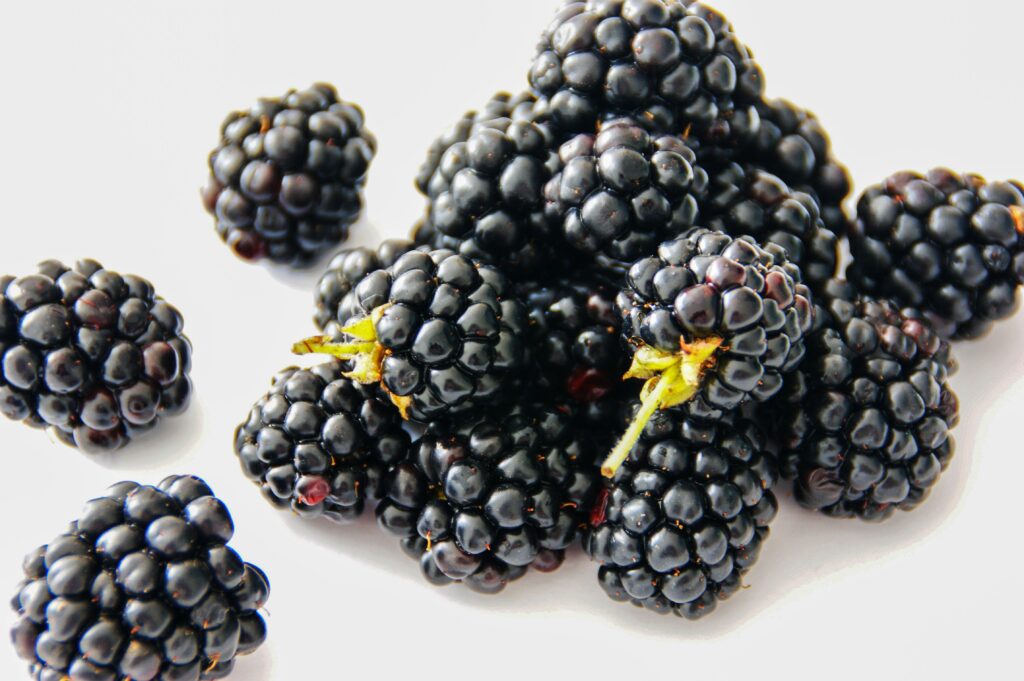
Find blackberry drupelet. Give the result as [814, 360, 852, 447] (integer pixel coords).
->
[234, 362, 410, 523]
[529, 0, 763, 147]
[375, 401, 601, 593]
[585, 411, 778, 620]
[772, 279, 959, 522]
[846, 168, 1024, 339]
[201, 83, 376, 266]
[0, 259, 192, 453]
[543, 117, 706, 264]
[10, 476, 269, 681]
[294, 248, 527, 422]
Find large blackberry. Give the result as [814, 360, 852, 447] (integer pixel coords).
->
[233, 362, 410, 523]
[772, 279, 959, 522]
[529, 1, 763, 147]
[543, 117, 706, 264]
[585, 411, 778, 620]
[201, 83, 376, 266]
[846, 168, 1024, 339]
[10, 476, 270, 680]
[0, 259, 192, 453]
[375, 401, 601, 593]
[294, 248, 527, 422]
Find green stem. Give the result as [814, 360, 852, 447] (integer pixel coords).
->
[292, 336, 377, 358]
[601, 364, 680, 478]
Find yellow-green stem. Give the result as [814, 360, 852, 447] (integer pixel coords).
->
[601, 364, 680, 478]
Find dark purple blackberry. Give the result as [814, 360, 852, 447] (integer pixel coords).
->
[10, 476, 269, 680]
[375, 401, 601, 593]
[233, 362, 410, 523]
[585, 411, 777, 620]
[772, 279, 960, 522]
[543, 117, 706, 264]
[201, 83, 376, 266]
[529, 1, 763, 148]
[294, 248, 527, 422]
[0, 259, 192, 453]
[846, 168, 1024, 339]
[702, 163, 839, 291]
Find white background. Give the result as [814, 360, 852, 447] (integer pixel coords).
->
[1, 1, 1023, 679]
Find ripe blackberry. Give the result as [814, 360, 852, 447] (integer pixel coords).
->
[543, 117, 706, 264]
[529, 1, 763, 147]
[846, 168, 1024, 339]
[0, 259, 192, 453]
[201, 83, 376, 266]
[294, 248, 527, 422]
[702, 163, 839, 291]
[233, 362, 410, 523]
[10, 476, 270, 680]
[585, 411, 778, 620]
[375, 401, 601, 593]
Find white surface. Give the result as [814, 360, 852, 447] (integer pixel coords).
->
[1, 1, 1023, 679]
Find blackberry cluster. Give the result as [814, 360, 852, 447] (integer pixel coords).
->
[234, 362, 411, 523]
[847, 168, 1024, 339]
[529, 0, 763, 146]
[0, 259, 192, 453]
[543, 117, 705, 264]
[201, 83, 376, 266]
[375, 402, 600, 593]
[773, 279, 960, 521]
[585, 411, 778, 619]
[10, 476, 269, 681]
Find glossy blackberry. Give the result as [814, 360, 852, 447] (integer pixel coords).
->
[234, 362, 410, 523]
[10, 476, 269, 681]
[295, 248, 527, 422]
[375, 402, 601, 593]
[0, 259, 192, 453]
[543, 117, 706, 264]
[702, 163, 839, 291]
[773, 279, 960, 521]
[585, 412, 777, 620]
[846, 168, 1024, 339]
[530, 1, 763, 147]
[201, 83, 376, 266]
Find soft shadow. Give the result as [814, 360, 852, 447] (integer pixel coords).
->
[228, 645, 275, 681]
[88, 395, 206, 471]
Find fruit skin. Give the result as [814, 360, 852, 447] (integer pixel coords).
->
[585, 410, 778, 620]
[375, 400, 601, 593]
[10, 476, 270, 680]
[234, 362, 410, 523]
[0, 259, 192, 453]
[202, 83, 376, 266]
[771, 279, 960, 521]
[846, 168, 1024, 339]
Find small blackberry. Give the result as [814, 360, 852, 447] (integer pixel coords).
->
[10, 476, 269, 680]
[585, 411, 778, 620]
[233, 362, 410, 523]
[846, 168, 1024, 339]
[375, 401, 601, 593]
[543, 117, 706, 264]
[0, 259, 192, 453]
[201, 83, 376, 266]
[294, 248, 527, 422]
[772, 279, 960, 521]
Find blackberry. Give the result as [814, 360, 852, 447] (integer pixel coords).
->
[543, 117, 706, 264]
[201, 83, 376, 266]
[702, 163, 839, 291]
[772, 279, 959, 521]
[233, 362, 410, 523]
[605, 228, 812, 477]
[10, 476, 269, 680]
[0, 259, 192, 453]
[375, 401, 601, 593]
[585, 411, 778, 620]
[846, 168, 1024, 339]
[294, 248, 527, 422]
[529, 1, 763, 147]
